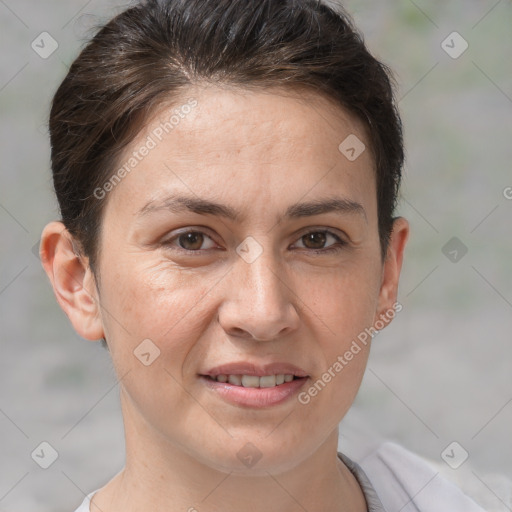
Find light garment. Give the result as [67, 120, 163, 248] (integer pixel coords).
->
[344, 441, 488, 511]
[72, 441, 487, 512]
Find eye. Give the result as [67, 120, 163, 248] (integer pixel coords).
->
[161, 228, 347, 255]
[292, 229, 347, 254]
[162, 230, 218, 252]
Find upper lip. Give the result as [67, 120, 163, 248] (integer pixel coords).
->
[201, 362, 309, 378]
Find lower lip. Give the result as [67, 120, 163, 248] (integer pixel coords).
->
[199, 376, 309, 408]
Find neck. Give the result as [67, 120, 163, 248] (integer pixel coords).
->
[90, 390, 367, 512]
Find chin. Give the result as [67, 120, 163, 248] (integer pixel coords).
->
[197, 436, 312, 476]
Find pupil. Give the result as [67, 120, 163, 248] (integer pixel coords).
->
[180, 232, 203, 250]
[305, 232, 326, 249]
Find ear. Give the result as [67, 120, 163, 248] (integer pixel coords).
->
[374, 217, 409, 326]
[39, 221, 104, 341]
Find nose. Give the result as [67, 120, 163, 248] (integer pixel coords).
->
[217, 251, 300, 342]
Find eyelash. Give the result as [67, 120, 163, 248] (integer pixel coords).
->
[162, 228, 347, 255]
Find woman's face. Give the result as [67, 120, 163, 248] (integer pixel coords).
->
[85, 86, 406, 474]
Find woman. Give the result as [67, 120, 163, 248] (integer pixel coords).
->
[39, 0, 486, 510]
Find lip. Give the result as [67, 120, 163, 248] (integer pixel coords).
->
[198, 361, 310, 408]
[200, 375, 309, 408]
[201, 361, 309, 378]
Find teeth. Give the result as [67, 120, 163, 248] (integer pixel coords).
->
[242, 375, 261, 387]
[213, 374, 296, 387]
[259, 375, 276, 388]
[228, 374, 242, 386]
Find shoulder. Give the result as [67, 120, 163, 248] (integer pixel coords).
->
[72, 490, 98, 512]
[356, 441, 488, 512]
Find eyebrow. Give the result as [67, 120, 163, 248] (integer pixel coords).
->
[137, 194, 367, 223]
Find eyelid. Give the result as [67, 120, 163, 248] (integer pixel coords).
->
[296, 226, 347, 241]
[162, 226, 216, 240]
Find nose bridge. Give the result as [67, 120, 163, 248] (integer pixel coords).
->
[218, 242, 300, 341]
[245, 250, 284, 307]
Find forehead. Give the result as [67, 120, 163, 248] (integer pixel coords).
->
[148, 85, 371, 160]
[105, 84, 376, 223]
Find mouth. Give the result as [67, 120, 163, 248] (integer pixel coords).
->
[198, 362, 310, 408]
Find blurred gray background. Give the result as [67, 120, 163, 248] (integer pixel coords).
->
[1, 1, 511, 511]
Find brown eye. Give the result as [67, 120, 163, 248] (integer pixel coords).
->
[178, 232, 205, 250]
[302, 232, 327, 249]
[292, 229, 346, 254]
[163, 230, 218, 252]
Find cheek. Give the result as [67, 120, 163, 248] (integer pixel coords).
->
[97, 260, 218, 427]
[293, 257, 381, 343]
[98, 258, 217, 369]
[291, 258, 380, 404]
[293, 273, 378, 421]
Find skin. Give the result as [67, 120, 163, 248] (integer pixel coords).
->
[41, 85, 409, 512]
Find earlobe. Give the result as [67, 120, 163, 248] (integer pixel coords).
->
[375, 217, 409, 325]
[40, 221, 105, 341]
